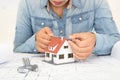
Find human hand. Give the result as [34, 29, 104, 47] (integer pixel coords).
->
[36, 27, 54, 52]
[68, 32, 96, 60]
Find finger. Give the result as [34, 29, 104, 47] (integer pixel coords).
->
[68, 40, 92, 53]
[69, 41, 93, 57]
[74, 51, 91, 58]
[69, 33, 89, 40]
[73, 53, 87, 60]
[38, 37, 51, 45]
[73, 51, 92, 60]
[44, 27, 54, 36]
[79, 47, 92, 53]
[40, 33, 53, 41]
[68, 40, 92, 60]
[69, 33, 81, 39]
[37, 48, 45, 52]
[36, 44, 45, 52]
[37, 42, 48, 49]
[68, 40, 80, 51]
[72, 38, 92, 48]
[68, 40, 90, 53]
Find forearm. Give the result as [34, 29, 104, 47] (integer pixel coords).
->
[93, 33, 120, 55]
[14, 34, 37, 53]
[13, 0, 38, 53]
[93, 0, 120, 55]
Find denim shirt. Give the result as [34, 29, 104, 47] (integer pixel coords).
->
[14, 0, 120, 55]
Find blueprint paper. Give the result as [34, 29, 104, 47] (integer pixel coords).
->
[0, 53, 120, 80]
[111, 41, 120, 60]
[0, 44, 13, 64]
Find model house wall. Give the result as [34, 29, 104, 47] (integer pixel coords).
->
[53, 41, 75, 64]
[45, 37, 75, 64]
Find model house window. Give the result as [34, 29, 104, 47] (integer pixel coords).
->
[68, 53, 73, 58]
[54, 55, 57, 57]
[64, 46, 68, 49]
[59, 54, 64, 59]
[46, 53, 50, 57]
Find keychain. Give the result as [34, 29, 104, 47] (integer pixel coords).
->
[17, 58, 38, 73]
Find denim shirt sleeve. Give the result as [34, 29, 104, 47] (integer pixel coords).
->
[93, 0, 120, 55]
[14, 0, 37, 53]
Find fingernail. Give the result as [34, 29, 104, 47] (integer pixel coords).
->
[67, 38, 72, 41]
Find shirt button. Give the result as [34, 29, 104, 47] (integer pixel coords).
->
[60, 30, 63, 34]
[34, 49, 37, 52]
[79, 17, 82, 21]
[41, 22, 45, 26]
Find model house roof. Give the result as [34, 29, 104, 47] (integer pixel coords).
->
[45, 37, 66, 54]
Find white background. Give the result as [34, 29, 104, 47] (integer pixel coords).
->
[0, 0, 120, 47]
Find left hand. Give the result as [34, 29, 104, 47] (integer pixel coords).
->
[68, 32, 96, 60]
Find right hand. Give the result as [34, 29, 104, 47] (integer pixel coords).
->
[36, 27, 54, 52]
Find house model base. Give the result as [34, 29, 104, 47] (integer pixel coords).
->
[45, 37, 75, 64]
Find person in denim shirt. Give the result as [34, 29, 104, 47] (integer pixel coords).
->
[14, 0, 120, 60]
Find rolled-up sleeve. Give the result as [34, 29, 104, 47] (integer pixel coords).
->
[14, 0, 37, 53]
[93, 0, 120, 55]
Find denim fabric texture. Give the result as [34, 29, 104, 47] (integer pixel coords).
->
[14, 0, 120, 55]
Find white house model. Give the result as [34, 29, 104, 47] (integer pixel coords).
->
[45, 37, 75, 64]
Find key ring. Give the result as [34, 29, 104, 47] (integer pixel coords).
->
[17, 58, 38, 73]
[17, 66, 29, 73]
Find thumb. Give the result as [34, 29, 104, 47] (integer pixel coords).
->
[69, 33, 89, 40]
[44, 27, 54, 36]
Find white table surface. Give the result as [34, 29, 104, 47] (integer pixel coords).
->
[0, 52, 120, 80]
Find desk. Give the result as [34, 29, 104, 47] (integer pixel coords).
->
[0, 53, 120, 80]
